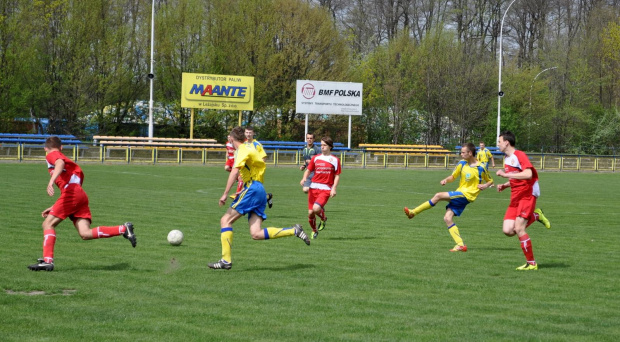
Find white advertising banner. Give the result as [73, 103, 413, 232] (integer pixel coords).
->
[296, 80, 363, 115]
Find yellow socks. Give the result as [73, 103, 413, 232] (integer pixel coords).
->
[220, 227, 233, 263]
[448, 224, 464, 246]
[413, 200, 434, 215]
[263, 227, 296, 239]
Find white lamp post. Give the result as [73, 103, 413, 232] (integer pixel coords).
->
[497, 0, 518, 140]
[528, 66, 557, 145]
[148, 0, 155, 140]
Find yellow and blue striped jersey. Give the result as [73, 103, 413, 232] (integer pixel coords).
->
[477, 148, 493, 164]
[451, 160, 493, 202]
[234, 142, 266, 184]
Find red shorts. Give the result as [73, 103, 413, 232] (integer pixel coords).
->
[225, 158, 234, 169]
[308, 188, 330, 210]
[504, 194, 536, 221]
[49, 184, 92, 223]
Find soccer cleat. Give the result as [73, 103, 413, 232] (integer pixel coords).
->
[267, 193, 273, 209]
[449, 245, 468, 252]
[311, 231, 318, 239]
[28, 258, 54, 271]
[208, 259, 232, 270]
[294, 224, 310, 246]
[317, 217, 327, 231]
[534, 208, 551, 229]
[123, 222, 137, 248]
[404, 207, 415, 219]
[516, 262, 538, 271]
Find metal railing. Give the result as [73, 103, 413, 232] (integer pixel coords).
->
[0, 144, 617, 172]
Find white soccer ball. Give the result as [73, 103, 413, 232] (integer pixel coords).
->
[167, 230, 184, 246]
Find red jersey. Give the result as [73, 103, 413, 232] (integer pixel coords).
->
[503, 150, 538, 199]
[225, 142, 235, 168]
[307, 154, 341, 190]
[46, 150, 84, 190]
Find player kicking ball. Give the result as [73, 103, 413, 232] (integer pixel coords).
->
[404, 143, 493, 252]
[28, 136, 136, 272]
[299, 136, 341, 239]
[208, 127, 309, 270]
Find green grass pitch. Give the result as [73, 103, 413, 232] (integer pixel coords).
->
[1, 162, 619, 341]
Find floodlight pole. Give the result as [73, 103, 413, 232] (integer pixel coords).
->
[528, 66, 557, 146]
[529, 67, 557, 111]
[148, 0, 155, 140]
[497, 0, 518, 140]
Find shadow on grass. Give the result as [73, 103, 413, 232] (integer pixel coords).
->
[66, 263, 132, 271]
[471, 247, 514, 251]
[540, 262, 570, 269]
[244, 263, 315, 272]
[325, 236, 377, 241]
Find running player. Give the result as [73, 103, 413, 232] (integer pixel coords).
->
[28, 136, 136, 271]
[208, 127, 310, 270]
[496, 131, 551, 271]
[300, 136, 341, 239]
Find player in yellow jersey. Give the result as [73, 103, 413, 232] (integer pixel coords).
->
[208, 126, 310, 270]
[477, 141, 495, 170]
[404, 143, 494, 252]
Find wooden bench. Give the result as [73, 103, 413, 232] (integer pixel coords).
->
[359, 144, 451, 155]
[0, 133, 82, 146]
[93, 136, 224, 149]
[259, 140, 350, 152]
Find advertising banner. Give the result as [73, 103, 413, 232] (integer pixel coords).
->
[181, 73, 254, 110]
[296, 80, 363, 115]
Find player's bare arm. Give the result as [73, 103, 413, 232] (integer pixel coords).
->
[330, 175, 340, 198]
[496, 182, 511, 192]
[440, 175, 455, 186]
[220, 167, 240, 206]
[300, 169, 310, 186]
[47, 159, 65, 196]
[496, 168, 532, 180]
[41, 206, 53, 218]
[477, 180, 494, 190]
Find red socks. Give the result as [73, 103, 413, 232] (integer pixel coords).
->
[42, 229, 56, 263]
[519, 234, 536, 265]
[317, 209, 326, 222]
[92, 225, 126, 239]
[308, 216, 317, 232]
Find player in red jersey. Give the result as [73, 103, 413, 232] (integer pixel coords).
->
[496, 131, 551, 271]
[224, 135, 235, 172]
[28, 136, 136, 271]
[300, 136, 341, 239]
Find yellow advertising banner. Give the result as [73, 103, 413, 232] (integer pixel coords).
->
[181, 73, 254, 110]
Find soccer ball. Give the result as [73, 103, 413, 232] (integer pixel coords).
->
[167, 230, 184, 246]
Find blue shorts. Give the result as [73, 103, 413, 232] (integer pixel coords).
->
[231, 180, 267, 221]
[481, 162, 489, 171]
[445, 191, 471, 216]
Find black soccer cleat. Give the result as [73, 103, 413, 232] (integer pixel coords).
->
[294, 224, 310, 246]
[123, 222, 137, 248]
[267, 193, 273, 209]
[208, 259, 232, 270]
[28, 258, 54, 271]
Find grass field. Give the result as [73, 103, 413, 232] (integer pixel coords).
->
[1, 162, 619, 341]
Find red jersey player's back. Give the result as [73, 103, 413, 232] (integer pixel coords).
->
[502, 149, 538, 199]
[46, 150, 84, 189]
